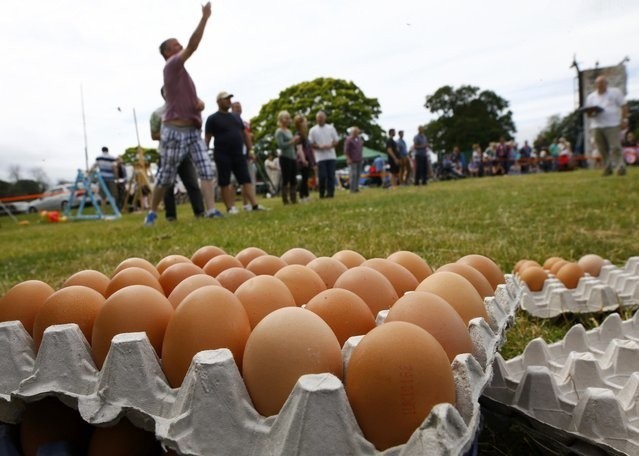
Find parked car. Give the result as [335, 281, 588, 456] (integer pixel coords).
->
[0, 201, 29, 215]
[27, 184, 101, 213]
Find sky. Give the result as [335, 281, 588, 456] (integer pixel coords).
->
[2, 0, 638, 185]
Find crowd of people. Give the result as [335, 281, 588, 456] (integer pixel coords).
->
[92, 5, 631, 225]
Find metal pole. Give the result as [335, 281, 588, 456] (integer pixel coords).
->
[81, 85, 89, 171]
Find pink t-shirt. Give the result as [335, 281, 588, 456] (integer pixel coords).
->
[162, 53, 202, 128]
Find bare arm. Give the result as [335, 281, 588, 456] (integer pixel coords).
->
[622, 104, 629, 120]
[180, 2, 212, 62]
[204, 132, 212, 148]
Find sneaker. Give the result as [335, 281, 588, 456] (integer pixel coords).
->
[251, 204, 268, 211]
[243, 204, 252, 212]
[617, 167, 627, 176]
[166, 216, 177, 222]
[228, 206, 239, 215]
[205, 209, 224, 218]
[144, 211, 157, 226]
[602, 167, 613, 176]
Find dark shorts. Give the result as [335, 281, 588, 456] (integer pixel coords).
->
[389, 159, 400, 174]
[214, 153, 251, 187]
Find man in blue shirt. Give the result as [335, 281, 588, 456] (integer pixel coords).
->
[95, 146, 118, 211]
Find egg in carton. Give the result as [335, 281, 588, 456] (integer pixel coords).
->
[483, 309, 639, 454]
[0, 284, 517, 455]
[511, 256, 639, 318]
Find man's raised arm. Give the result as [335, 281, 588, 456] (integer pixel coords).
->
[181, 2, 212, 62]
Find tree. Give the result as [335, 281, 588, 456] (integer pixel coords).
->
[534, 110, 580, 150]
[250, 78, 385, 156]
[423, 85, 516, 152]
[122, 147, 159, 165]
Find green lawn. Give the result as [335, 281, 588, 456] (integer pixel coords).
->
[1, 167, 638, 357]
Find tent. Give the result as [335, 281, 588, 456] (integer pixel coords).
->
[335, 147, 387, 168]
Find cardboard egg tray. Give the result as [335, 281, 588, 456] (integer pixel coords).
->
[482, 309, 639, 455]
[0, 283, 517, 455]
[508, 257, 639, 318]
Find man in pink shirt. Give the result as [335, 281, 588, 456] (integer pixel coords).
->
[145, 2, 222, 225]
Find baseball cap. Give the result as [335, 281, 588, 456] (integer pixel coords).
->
[216, 91, 233, 101]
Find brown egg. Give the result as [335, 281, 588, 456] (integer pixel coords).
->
[306, 256, 348, 288]
[361, 258, 419, 297]
[385, 291, 473, 361]
[457, 254, 504, 290]
[191, 245, 227, 268]
[111, 257, 160, 280]
[167, 274, 221, 309]
[215, 267, 256, 292]
[20, 397, 91, 456]
[549, 259, 569, 275]
[245, 254, 288, 275]
[332, 249, 366, 268]
[235, 246, 268, 267]
[234, 275, 296, 328]
[556, 262, 585, 289]
[386, 250, 433, 282]
[578, 254, 605, 277]
[158, 262, 204, 296]
[274, 265, 327, 306]
[162, 285, 251, 387]
[436, 262, 494, 299]
[416, 271, 488, 325]
[305, 288, 375, 347]
[512, 259, 528, 274]
[515, 260, 542, 274]
[156, 254, 192, 275]
[105, 267, 164, 298]
[91, 285, 173, 369]
[345, 321, 456, 451]
[242, 307, 343, 417]
[202, 254, 244, 277]
[333, 266, 398, 317]
[61, 270, 110, 296]
[518, 266, 548, 292]
[33, 286, 105, 349]
[87, 418, 162, 456]
[280, 247, 317, 265]
[543, 256, 565, 271]
[0, 280, 54, 336]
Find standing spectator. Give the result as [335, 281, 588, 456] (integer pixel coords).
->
[468, 144, 481, 177]
[145, 2, 221, 225]
[495, 137, 511, 174]
[308, 111, 339, 199]
[264, 151, 281, 195]
[274, 110, 299, 204]
[412, 126, 429, 185]
[385, 128, 400, 187]
[115, 156, 127, 211]
[397, 130, 410, 185]
[548, 138, 560, 171]
[205, 92, 265, 213]
[344, 126, 364, 193]
[94, 146, 118, 213]
[232, 101, 258, 211]
[150, 88, 205, 221]
[294, 114, 315, 202]
[519, 140, 532, 174]
[585, 75, 629, 176]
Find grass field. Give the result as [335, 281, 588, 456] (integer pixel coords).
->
[1, 167, 638, 358]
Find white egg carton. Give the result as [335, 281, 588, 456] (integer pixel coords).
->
[483, 310, 639, 455]
[508, 257, 639, 318]
[0, 284, 517, 455]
